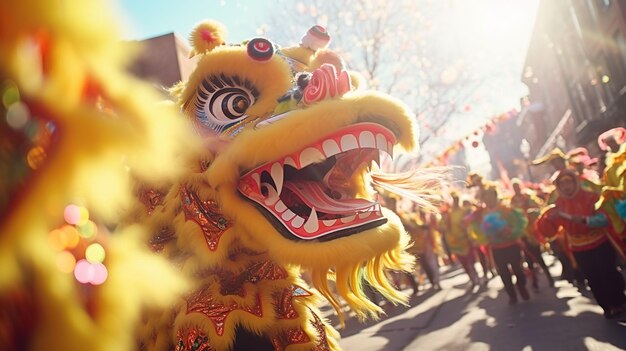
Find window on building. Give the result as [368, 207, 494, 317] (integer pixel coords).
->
[593, 53, 615, 107]
[615, 31, 626, 75]
[575, 81, 595, 122]
[583, 68, 606, 117]
[586, 0, 599, 26]
[604, 46, 626, 100]
[569, 5, 584, 40]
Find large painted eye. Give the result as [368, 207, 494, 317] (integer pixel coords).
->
[192, 74, 259, 133]
[208, 88, 249, 119]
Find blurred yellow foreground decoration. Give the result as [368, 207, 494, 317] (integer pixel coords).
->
[0, 1, 200, 350]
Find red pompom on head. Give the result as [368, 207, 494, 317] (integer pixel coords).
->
[189, 20, 227, 56]
[199, 28, 215, 43]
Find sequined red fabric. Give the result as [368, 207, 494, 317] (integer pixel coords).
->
[274, 285, 312, 320]
[175, 327, 215, 351]
[246, 260, 288, 282]
[180, 186, 230, 251]
[269, 303, 331, 351]
[186, 285, 263, 336]
[200, 260, 288, 296]
[270, 327, 311, 351]
[149, 226, 175, 252]
[137, 187, 165, 215]
[310, 307, 332, 351]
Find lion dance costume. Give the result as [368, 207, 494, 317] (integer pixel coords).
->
[1, 2, 438, 351]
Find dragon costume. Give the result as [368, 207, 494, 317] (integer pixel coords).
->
[1, 2, 438, 350]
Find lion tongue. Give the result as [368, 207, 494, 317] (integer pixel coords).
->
[323, 149, 379, 190]
[283, 180, 375, 215]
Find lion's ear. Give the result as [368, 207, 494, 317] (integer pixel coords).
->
[188, 20, 227, 57]
[348, 71, 366, 91]
[167, 81, 186, 100]
[309, 48, 345, 71]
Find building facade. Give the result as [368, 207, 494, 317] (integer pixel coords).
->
[521, 0, 626, 164]
[127, 33, 197, 95]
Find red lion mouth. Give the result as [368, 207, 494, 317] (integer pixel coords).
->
[238, 122, 395, 241]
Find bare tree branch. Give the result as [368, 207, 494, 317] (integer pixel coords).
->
[262, 0, 497, 170]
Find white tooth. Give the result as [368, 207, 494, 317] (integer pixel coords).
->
[281, 209, 296, 221]
[323, 219, 337, 227]
[271, 162, 284, 196]
[251, 173, 261, 189]
[376, 134, 387, 153]
[275, 200, 287, 213]
[299, 147, 324, 168]
[359, 131, 376, 148]
[340, 215, 356, 223]
[322, 139, 340, 158]
[304, 207, 319, 233]
[263, 183, 279, 206]
[372, 152, 381, 170]
[387, 142, 394, 158]
[340, 134, 358, 152]
[375, 211, 382, 216]
[284, 157, 296, 168]
[358, 212, 371, 219]
[291, 216, 305, 228]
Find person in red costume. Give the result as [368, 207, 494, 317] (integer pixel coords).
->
[536, 169, 626, 319]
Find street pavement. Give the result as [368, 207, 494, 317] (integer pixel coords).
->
[323, 255, 626, 351]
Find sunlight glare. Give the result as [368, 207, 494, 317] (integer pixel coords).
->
[458, 0, 538, 55]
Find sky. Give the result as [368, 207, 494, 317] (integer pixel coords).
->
[115, 1, 268, 42]
[115, 0, 540, 175]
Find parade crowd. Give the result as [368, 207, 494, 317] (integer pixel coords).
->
[387, 127, 626, 320]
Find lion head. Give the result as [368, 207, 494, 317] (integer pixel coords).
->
[166, 21, 424, 324]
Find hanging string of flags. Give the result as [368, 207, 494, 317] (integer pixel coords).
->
[423, 109, 518, 167]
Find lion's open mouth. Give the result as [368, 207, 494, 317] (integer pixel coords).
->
[238, 122, 395, 241]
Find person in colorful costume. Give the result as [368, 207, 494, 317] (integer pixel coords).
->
[509, 179, 555, 289]
[533, 147, 601, 200]
[441, 192, 480, 287]
[596, 127, 626, 244]
[384, 196, 420, 296]
[480, 186, 530, 304]
[465, 172, 498, 279]
[132, 20, 444, 351]
[402, 206, 442, 292]
[531, 147, 585, 287]
[536, 170, 626, 318]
